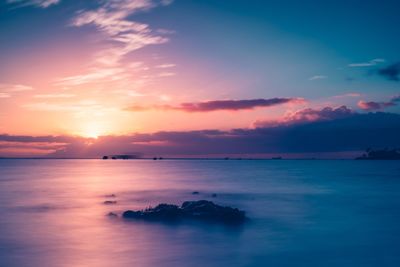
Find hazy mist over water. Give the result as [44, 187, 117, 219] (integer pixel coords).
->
[0, 159, 399, 267]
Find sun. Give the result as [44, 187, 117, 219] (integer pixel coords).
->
[77, 123, 107, 139]
[84, 130, 100, 139]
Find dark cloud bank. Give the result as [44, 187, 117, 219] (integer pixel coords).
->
[1, 108, 400, 158]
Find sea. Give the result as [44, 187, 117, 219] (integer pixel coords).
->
[0, 159, 399, 267]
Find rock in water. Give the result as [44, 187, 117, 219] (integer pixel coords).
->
[181, 200, 244, 222]
[122, 200, 246, 224]
[123, 204, 181, 220]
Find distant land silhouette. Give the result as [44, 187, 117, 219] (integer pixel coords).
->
[356, 148, 400, 160]
[102, 154, 142, 160]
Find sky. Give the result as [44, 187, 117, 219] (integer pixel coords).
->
[0, 0, 400, 158]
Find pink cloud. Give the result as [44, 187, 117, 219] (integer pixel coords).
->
[333, 93, 361, 98]
[357, 95, 400, 111]
[254, 105, 353, 127]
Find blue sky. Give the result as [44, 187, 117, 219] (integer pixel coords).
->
[0, 0, 399, 157]
[1, 0, 399, 99]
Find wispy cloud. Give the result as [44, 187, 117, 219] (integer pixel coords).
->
[357, 95, 400, 111]
[125, 97, 305, 112]
[158, 72, 176, 77]
[159, 94, 171, 101]
[6, 0, 60, 8]
[0, 84, 33, 92]
[33, 94, 75, 98]
[127, 90, 146, 97]
[57, 0, 174, 86]
[333, 93, 361, 98]
[156, 63, 176, 68]
[0, 83, 33, 99]
[0, 93, 11, 98]
[56, 67, 127, 86]
[348, 58, 385, 67]
[23, 100, 111, 116]
[309, 75, 327, 81]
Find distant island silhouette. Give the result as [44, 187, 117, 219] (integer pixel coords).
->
[356, 148, 400, 160]
[101, 155, 286, 160]
[102, 154, 142, 160]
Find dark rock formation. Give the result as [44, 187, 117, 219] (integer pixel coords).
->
[123, 204, 180, 221]
[192, 191, 199, 195]
[356, 148, 400, 160]
[122, 200, 246, 224]
[211, 193, 217, 198]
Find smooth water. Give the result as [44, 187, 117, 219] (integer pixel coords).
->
[0, 159, 399, 267]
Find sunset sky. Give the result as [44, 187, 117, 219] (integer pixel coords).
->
[1, 0, 400, 158]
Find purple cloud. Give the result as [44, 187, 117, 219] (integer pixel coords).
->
[125, 98, 305, 112]
[177, 98, 304, 112]
[357, 95, 400, 111]
[254, 106, 354, 127]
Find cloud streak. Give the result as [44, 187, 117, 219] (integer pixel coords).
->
[125, 98, 305, 112]
[156, 63, 176, 68]
[0, 84, 33, 92]
[348, 58, 385, 67]
[0, 83, 34, 99]
[33, 94, 76, 98]
[56, 67, 127, 86]
[22, 100, 114, 116]
[6, 0, 60, 8]
[0, 93, 11, 98]
[332, 93, 361, 98]
[309, 75, 327, 81]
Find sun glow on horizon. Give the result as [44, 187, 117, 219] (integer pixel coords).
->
[76, 123, 108, 139]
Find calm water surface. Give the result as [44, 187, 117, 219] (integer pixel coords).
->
[0, 159, 399, 266]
